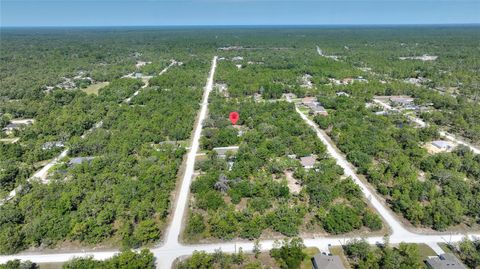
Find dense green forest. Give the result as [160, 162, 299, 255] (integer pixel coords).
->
[186, 70, 381, 240]
[0, 52, 210, 253]
[1, 26, 479, 255]
[313, 86, 480, 230]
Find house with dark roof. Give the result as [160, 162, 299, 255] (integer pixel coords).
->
[3, 123, 22, 131]
[425, 254, 467, 269]
[311, 253, 345, 269]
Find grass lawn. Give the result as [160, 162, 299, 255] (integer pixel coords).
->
[82, 81, 109, 95]
[438, 243, 454, 253]
[300, 247, 320, 269]
[416, 243, 437, 266]
[329, 246, 351, 268]
[298, 107, 310, 114]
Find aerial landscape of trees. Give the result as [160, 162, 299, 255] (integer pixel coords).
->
[185, 51, 383, 241]
[0, 29, 212, 253]
[313, 84, 480, 230]
[1, 26, 479, 259]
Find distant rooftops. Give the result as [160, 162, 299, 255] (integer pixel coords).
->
[425, 254, 467, 269]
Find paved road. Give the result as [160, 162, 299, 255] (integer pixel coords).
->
[1, 57, 479, 268]
[292, 102, 413, 238]
[163, 56, 217, 247]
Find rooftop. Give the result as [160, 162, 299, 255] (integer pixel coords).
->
[432, 140, 451, 149]
[68, 156, 95, 166]
[312, 253, 345, 269]
[425, 254, 467, 269]
[213, 146, 239, 157]
[300, 155, 316, 168]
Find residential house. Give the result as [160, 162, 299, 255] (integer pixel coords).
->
[3, 120, 34, 135]
[68, 157, 95, 166]
[42, 141, 65, 150]
[425, 254, 467, 269]
[3, 123, 22, 135]
[389, 96, 415, 107]
[282, 93, 297, 100]
[300, 155, 316, 169]
[212, 146, 239, 159]
[310, 105, 328, 116]
[305, 102, 328, 116]
[311, 253, 345, 269]
[432, 140, 452, 151]
[302, 97, 317, 105]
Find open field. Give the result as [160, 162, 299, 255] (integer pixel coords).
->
[81, 81, 110, 95]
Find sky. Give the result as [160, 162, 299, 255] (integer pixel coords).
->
[1, 0, 479, 27]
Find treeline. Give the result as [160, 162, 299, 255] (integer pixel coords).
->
[452, 238, 480, 268]
[177, 238, 307, 269]
[0, 28, 217, 100]
[0, 249, 155, 269]
[343, 239, 422, 268]
[215, 48, 363, 99]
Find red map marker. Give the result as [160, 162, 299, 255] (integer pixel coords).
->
[229, 112, 239, 125]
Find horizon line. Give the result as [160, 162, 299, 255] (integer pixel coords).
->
[2, 23, 480, 28]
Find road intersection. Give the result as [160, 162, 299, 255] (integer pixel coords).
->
[1, 56, 479, 268]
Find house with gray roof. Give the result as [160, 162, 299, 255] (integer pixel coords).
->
[310, 104, 328, 116]
[42, 141, 65, 150]
[425, 254, 467, 269]
[300, 155, 316, 169]
[311, 253, 345, 269]
[68, 157, 95, 166]
[432, 140, 452, 150]
[389, 96, 415, 107]
[212, 146, 239, 159]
